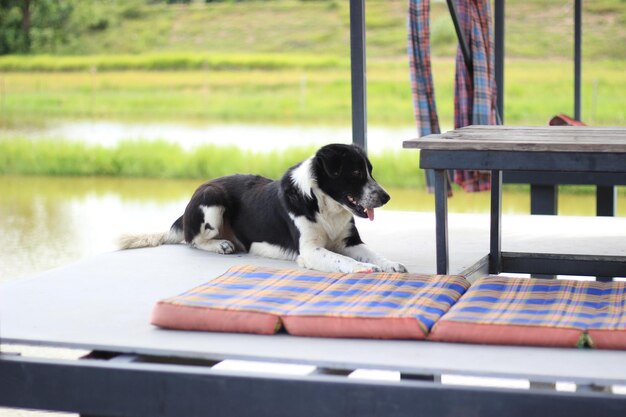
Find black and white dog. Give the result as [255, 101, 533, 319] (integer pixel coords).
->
[119, 144, 407, 273]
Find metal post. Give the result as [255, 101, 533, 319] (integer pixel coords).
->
[349, 0, 367, 151]
[596, 186, 616, 216]
[434, 170, 449, 274]
[574, 0, 582, 121]
[494, 0, 505, 122]
[489, 170, 502, 274]
[530, 185, 558, 215]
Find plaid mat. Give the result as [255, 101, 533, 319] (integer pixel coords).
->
[152, 265, 469, 339]
[429, 276, 626, 349]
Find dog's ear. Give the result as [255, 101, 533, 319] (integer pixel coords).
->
[317, 146, 345, 178]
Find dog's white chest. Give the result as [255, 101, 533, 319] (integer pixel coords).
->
[313, 191, 352, 245]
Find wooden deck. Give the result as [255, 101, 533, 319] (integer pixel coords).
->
[2, 210, 626, 416]
[3, 210, 625, 356]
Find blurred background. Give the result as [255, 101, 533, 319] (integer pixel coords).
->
[0, 0, 624, 284]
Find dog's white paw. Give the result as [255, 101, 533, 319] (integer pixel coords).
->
[351, 262, 381, 273]
[195, 239, 236, 254]
[217, 240, 236, 254]
[381, 262, 408, 273]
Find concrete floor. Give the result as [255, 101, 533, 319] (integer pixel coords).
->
[353, 211, 626, 276]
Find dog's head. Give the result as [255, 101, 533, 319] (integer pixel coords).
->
[312, 144, 390, 220]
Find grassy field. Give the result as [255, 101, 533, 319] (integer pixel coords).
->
[20, 0, 624, 60]
[1, 58, 624, 127]
[0, 139, 425, 187]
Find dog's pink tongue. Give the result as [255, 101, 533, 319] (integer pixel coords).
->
[365, 208, 375, 221]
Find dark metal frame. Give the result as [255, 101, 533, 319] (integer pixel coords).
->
[2, 353, 626, 417]
[420, 147, 626, 279]
[350, 0, 367, 150]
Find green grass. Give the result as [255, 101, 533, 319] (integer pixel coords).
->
[0, 138, 424, 188]
[23, 0, 624, 60]
[0, 53, 343, 72]
[1, 58, 624, 126]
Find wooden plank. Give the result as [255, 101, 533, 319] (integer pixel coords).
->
[404, 136, 626, 146]
[458, 255, 490, 283]
[404, 126, 626, 153]
[457, 125, 625, 133]
[453, 126, 625, 133]
[405, 138, 626, 152]
[440, 134, 626, 143]
[447, 128, 626, 136]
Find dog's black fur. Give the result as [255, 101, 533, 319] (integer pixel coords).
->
[119, 144, 406, 273]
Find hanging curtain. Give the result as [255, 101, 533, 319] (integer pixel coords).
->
[408, 0, 498, 193]
[407, 0, 446, 192]
[452, 0, 498, 192]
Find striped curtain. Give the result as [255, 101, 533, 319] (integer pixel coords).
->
[408, 0, 498, 193]
[407, 0, 444, 192]
[452, 0, 498, 192]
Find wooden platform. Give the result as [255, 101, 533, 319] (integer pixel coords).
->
[2, 211, 626, 416]
[3, 211, 625, 364]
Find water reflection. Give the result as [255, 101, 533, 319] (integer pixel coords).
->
[0, 121, 417, 153]
[0, 175, 622, 283]
[0, 176, 197, 283]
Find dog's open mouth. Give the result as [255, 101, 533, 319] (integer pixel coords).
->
[346, 195, 375, 221]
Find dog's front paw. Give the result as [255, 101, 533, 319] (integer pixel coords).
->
[218, 240, 236, 254]
[351, 262, 381, 273]
[381, 261, 408, 273]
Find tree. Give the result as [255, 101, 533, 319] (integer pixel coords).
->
[0, 0, 23, 53]
[21, 0, 31, 51]
[0, 0, 74, 54]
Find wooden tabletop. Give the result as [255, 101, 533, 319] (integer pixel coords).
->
[403, 125, 626, 153]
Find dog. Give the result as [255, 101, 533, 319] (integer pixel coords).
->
[119, 144, 407, 273]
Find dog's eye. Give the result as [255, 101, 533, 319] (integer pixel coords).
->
[352, 170, 361, 177]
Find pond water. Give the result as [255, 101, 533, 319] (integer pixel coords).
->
[1, 175, 623, 284]
[0, 121, 419, 153]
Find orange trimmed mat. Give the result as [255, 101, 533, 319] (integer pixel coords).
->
[152, 265, 469, 339]
[429, 276, 626, 349]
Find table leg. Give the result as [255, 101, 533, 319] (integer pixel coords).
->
[530, 184, 558, 215]
[434, 169, 449, 274]
[596, 186, 616, 216]
[489, 170, 502, 274]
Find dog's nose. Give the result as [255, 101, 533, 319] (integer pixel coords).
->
[379, 191, 390, 205]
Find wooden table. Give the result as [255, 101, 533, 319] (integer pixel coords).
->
[404, 125, 626, 279]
